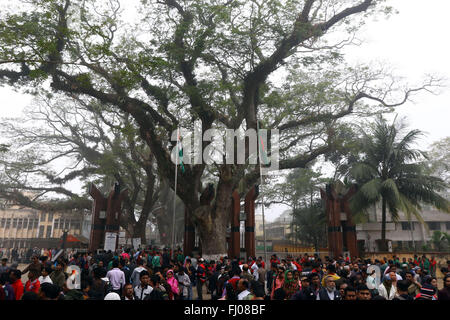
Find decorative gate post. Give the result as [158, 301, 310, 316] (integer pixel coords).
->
[88, 184, 107, 253]
[230, 190, 241, 259]
[320, 183, 359, 259]
[320, 185, 343, 259]
[244, 185, 259, 259]
[342, 186, 358, 258]
[88, 183, 127, 252]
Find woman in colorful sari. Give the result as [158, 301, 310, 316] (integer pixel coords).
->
[283, 270, 300, 300]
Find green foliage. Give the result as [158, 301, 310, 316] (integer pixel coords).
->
[430, 230, 450, 252]
[289, 199, 327, 251]
[347, 115, 450, 240]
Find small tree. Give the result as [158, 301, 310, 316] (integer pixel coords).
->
[289, 200, 327, 252]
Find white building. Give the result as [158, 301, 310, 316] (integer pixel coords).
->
[356, 204, 450, 252]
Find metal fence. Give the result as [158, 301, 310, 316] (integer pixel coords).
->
[256, 251, 330, 261]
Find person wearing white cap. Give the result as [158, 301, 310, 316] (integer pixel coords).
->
[104, 292, 121, 300]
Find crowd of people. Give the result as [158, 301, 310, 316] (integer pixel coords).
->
[0, 247, 52, 264]
[0, 246, 449, 301]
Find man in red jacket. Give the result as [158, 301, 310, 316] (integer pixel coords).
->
[9, 269, 24, 300]
[25, 269, 41, 295]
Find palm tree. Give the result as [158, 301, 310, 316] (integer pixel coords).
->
[347, 115, 450, 251]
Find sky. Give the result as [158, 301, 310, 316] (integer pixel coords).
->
[0, 0, 449, 222]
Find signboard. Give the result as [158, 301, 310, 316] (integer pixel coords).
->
[118, 232, 126, 245]
[104, 232, 117, 252]
[99, 210, 106, 219]
[132, 238, 141, 250]
[388, 240, 393, 253]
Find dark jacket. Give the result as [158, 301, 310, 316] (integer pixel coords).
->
[50, 270, 66, 288]
[438, 287, 450, 300]
[318, 288, 341, 301]
[291, 287, 316, 301]
[393, 294, 414, 301]
[144, 288, 168, 300]
[267, 270, 275, 292]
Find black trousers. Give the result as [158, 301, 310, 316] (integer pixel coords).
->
[196, 279, 203, 300]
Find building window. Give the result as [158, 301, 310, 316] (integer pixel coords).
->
[6, 218, 11, 228]
[34, 219, 39, 228]
[17, 219, 23, 229]
[74, 221, 81, 230]
[427, 222, 441, 231]
[12, 218, 17, 228]
[38, 226, 45, 238]
[23, 219, 28, 229]
[54, 219, 59, 229]
[446, 222, 450, 231]
[0, 218, 5, 228]
[401, 222, 415, 231]
[48, 212, 53, 222]
[46, 226, 52, 238]
[64, 220, 70, 230]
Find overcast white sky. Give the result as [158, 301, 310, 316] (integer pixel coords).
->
[0, 0, 449, 222]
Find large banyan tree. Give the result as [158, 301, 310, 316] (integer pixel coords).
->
[0, 0, 438, 258]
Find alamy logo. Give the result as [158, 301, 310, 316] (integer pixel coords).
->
[170, 121, 279, 175]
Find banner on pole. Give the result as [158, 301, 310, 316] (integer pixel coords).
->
[104, 232, 117, 252]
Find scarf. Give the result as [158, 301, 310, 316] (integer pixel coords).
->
[284, 270, 295, 284]
[166, 270, 179, 295]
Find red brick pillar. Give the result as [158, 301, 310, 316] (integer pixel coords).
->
[321, 186, 343, 259]
[343, 187, 358, 258]
[184, 207, 195, 256]
[88, 184, 107, 252]
[230, 191, 241, 259]
[245, 186, 258, 259]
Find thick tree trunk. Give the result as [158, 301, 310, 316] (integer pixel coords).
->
[122, 219, 147, 246]
[192, 166, 234, 260]
[155, 214, 172, 246]
[130, 222, 147, 245]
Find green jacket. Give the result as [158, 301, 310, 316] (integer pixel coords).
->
[420, 259, 430, 273]
[50, 270, 66, 288]
[64, 289, 84, 300]
[152, 255, 161, 268]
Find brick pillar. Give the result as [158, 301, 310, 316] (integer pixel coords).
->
[343, 187, 358, 258]
[184, 207, 195, 256]
[321, 185, 343, 259]
[88, 184, 107, 252]
[230, 191, 241, 259]
[245, 186, 259, 259]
